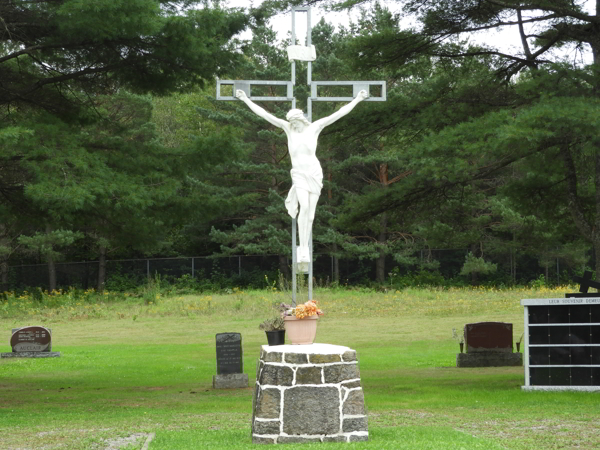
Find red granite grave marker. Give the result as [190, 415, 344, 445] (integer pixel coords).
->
[465, 322, 512, 353]
[10, 326, 52, 352]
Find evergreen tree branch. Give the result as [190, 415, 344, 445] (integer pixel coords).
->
[427, 14, 561, 34]
[517, 10, 534, 61]
[485, 0, 599, 24]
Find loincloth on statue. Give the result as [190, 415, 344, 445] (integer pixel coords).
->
[285, 168, 323, 218]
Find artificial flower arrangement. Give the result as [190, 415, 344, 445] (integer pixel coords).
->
[258, 316, 285, 331]
[280, 300, 324, 319]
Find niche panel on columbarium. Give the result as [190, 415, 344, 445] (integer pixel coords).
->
[522, 298, 600, 391]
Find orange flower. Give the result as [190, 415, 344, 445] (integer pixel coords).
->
[294, 304, 307, 319]
[293, 300, 323, 318]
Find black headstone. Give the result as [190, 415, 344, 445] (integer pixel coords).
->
[216, 333, 243, 375]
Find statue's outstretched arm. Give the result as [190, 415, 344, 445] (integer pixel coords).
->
[236, 90, 288, 130]
[313, 90, 368, 130]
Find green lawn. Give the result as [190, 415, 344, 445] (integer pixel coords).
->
[1, 286, 598, 449]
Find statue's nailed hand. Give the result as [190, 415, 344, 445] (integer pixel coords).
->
[357, 90, 369, 101]
[236, 89, 247, 100]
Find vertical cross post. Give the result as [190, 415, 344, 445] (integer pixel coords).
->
[292, 218, 297, 305]
[289, 7, 315, 305]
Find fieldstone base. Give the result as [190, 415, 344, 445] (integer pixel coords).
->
[457, 352, 522, 367]
[252, 343, 368, 444]
[1, 352, 61, 358]
[213, 373, 248, 389]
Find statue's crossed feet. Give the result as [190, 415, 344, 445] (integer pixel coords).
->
[297, 246, 311, 263]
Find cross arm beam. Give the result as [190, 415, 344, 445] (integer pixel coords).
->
[217, 80, 294, 102]
[310, 81, 387, 102]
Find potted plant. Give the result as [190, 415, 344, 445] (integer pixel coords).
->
[452, 327, 465, 353]
[259, 316, 286, 346]
[516, 332, 524, 352]
[280, 300, 324, 345]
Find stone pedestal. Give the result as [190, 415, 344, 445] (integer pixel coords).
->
[456, 352, 522, 367]
[252, 343, 368, 444]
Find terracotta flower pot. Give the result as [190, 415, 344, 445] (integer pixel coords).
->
[284, 315, 319, 345]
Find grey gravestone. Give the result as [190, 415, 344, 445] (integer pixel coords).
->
[1, 326, 61, 358]
[457, 322, 521, 367]
[213, 333, 248, 389]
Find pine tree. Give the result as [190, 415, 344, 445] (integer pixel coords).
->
[0, 1, 248, 118]
[0, 1, 250, 288]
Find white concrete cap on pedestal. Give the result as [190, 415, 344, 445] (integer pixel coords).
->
[262, 343, 351, 354]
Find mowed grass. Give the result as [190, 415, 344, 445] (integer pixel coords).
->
[1, 285, 599, 450]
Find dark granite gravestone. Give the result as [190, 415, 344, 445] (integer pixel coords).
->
[216, 332, 243, 374]
[457, 322, 522, 367]
[1, 326, 61, 358]
[213, 333, 248, 389]
[466, 322, 512, 353]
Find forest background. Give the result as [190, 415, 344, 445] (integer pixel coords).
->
[2, 0, 600, 293]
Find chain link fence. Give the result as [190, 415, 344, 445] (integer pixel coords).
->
[5, 248, 575, 291]
[7, 254, 369, 291]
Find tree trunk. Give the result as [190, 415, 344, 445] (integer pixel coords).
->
[512, 233, 517, 284]
[97, 245, 107, 293]
[596, 141, 600, 286]
[333, 243, 340, 283]
[594, 0, 600, 281]
[0, 258, 8, 292]
[0, 226, 9, 292]
[595, 242, 600, 291]
[327, 159, 340, 284]
[512, 250, 517, 284]
[594, 0, 600, 68]
[470, 243, 479, 285]
[46, 224, 57, 292]
[560, 144, 600, 282]
[375, 164, 389, 284]
[278, 254, 290, 283]
[375, 212, 387, 284]
[47, 253, 56, 292]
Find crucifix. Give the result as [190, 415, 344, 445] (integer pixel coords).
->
[217, 7, 386, 306]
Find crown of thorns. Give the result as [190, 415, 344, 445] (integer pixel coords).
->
[286, 109, 310, 123]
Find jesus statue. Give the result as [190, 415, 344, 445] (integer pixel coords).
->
[236, 89, 369, 263]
